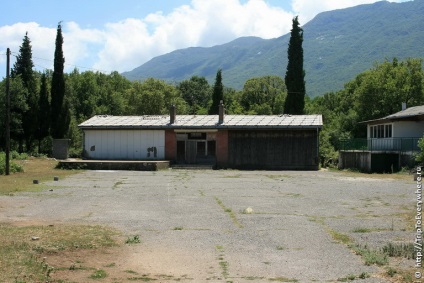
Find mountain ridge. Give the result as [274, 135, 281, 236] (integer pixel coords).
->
[123, 0, 424, 97]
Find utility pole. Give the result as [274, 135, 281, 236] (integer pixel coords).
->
[5, 48, 10, 175]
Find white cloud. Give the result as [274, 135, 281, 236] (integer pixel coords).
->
[0, 22, 55, 74]
[1, 0, 410, 77]
[0, 22, 104, 75]
[93, 0, 294, 73]
[64, 22, 104, 70]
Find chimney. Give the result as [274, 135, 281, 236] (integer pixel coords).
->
[170, 105, 176, 124]
[402, 102, 407, 111]
[218, 100, 225, 124]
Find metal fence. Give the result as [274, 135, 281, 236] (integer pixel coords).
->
[339, 138, 421, 152]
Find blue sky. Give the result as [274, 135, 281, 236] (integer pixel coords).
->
[0, 0, 410, 78]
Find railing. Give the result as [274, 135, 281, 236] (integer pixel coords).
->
[339, 138, 421, 153]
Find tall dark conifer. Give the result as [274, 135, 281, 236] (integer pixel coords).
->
[208, 69, 224, 115]
[36, 72, 50, 152]
[50, 22, 70, 138]
[284, 16, 305, 115]
[11, 32, 38, 152]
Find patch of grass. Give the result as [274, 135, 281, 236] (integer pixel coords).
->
[112, 180, 124, 189]
[90, 269, 107, 279]
[358, 272, 370, 279]
[268, 277, 298, 282]
[104, 262, 116, 268]
[386, 267, 397, 277]
[328, 230, 351, 245]
[125, 270, 139, 274]
[214, 197, 243, 228]
[351, 227, 372, 233]
[128, 275, 157, 281]
[337, 271, 369, 281]
[350, 244, 388, 266]
[381, 242, 415, 259]
[0, 223, 120, 282]
[219, 261, 229, 278]
[276, 245, 285, 250]
[125, 235, 141, 244]
[173, 226, 183, 230]
[0, 157, 80, 195]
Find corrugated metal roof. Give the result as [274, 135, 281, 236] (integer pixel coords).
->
[361, 105, 424, 124]
[79, 114, 323, 129]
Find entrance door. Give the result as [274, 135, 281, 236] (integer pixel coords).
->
[186, 141, 197, 164]
[176, 141, 186, 163]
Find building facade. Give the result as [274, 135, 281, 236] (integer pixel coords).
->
[79, 106, 323, 170]
[339, 105, 424, 172]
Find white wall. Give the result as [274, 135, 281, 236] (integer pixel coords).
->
[84, 130, 165, 160]
[393, 121, 424, 138]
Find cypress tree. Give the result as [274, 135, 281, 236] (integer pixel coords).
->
[50, 22, 70, 139]
[284, 16, 305, 115]
[208, 69, 224, 115]
[11, 32, 38, 152]
[36, 72, 50, 152]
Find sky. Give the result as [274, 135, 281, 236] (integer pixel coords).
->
[0, 0, 411, 79]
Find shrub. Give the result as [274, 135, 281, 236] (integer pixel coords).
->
[0, 152, 24, 175]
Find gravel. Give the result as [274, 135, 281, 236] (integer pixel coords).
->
[0, 169, 417, 282]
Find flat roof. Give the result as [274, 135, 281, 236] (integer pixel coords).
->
[79, 114, 323, 130]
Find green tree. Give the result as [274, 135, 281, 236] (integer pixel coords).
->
[177, 76, 211, 114]
[36, 72, 51, 153]
[284, 16, 305, 115]
[0, 77, 28, 151]
[11, 32, 39, 152]
[351, 58, 424, 123]
[125, 78, 187, 115]
[241, 76, 287, 114]
[416, 135, 424, 164]
[50, 23, 70, 139]
[208, 69, 224, 114]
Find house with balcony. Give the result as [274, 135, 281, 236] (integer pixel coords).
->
[339, 104, 424, 172]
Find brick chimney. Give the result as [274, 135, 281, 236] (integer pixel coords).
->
[218, 100, 225, 124]
[170, 105, 176, 124]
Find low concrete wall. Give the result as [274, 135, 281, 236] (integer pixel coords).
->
[339, 151, 416, 173]
[338, 151, 371, 173]
[58, 160, 170, 171]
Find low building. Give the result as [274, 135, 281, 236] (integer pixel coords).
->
[339, 104, 423, 172]
[78, 104, 323, 170]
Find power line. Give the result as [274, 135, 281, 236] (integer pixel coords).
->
[7, 51, 112, 74]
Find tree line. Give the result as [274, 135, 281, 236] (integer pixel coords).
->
[1, 20, 423, 167]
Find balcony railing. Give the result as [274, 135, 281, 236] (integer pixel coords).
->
[339, 138, 421, 152]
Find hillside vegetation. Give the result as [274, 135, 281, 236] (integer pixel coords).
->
[123, 0, 424, 97]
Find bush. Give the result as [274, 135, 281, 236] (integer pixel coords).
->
[0, 152, 25, 175]
[10, 151, 28, 160]
[416, 136, 424, 164]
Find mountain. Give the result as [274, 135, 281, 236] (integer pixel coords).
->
[122, 0, 424, 97]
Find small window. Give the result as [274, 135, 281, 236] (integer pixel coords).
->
[378, 125, 384, 138]
[384, 124, 392, 138]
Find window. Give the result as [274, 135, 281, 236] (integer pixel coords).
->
[384, 124, 392, 138]
[370, 124, 392, 138]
